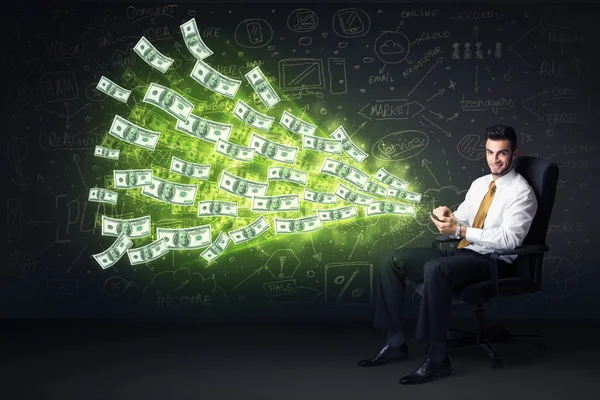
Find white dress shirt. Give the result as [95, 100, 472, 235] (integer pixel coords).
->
[453, 168, 538, 263]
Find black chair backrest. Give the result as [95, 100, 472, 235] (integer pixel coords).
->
[512, 156, 559, 285]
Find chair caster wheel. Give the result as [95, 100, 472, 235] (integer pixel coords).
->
[492, 358, 502, 368]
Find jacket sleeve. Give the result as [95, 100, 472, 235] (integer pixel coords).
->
[464, 186, 538, 250]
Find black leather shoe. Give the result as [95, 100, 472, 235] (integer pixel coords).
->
[357, 344, 409, 367]
[398, 356, 451, 385]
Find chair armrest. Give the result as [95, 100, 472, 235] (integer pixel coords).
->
[431, 235, 460, 248]
[491, 244, 550, 256]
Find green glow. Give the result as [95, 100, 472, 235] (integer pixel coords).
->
[92, 52, 427, 270]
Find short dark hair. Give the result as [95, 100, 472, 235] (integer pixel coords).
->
[486, 125, 517, 152]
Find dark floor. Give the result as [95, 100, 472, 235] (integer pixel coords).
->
[2, 318, 600, 400]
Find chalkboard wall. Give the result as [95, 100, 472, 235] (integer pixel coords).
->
[2, 1, 599, 320]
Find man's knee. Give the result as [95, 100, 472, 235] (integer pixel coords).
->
[377, 250, 403, 273]
[423, 260, 447, 280]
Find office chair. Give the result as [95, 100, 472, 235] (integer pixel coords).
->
[411, 156, 559, 368]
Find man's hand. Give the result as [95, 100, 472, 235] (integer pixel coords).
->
[430, 206, 458, 235]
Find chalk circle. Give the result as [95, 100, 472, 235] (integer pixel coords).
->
[84, 65, 91, 72]
[287, 9, 319, 33]
[229, 257, 235, 262]
[184, 88, 191, 93]
[267, 45, 275, 50]
[85, 116, 91, 122]
[92, 165, 99, 171]
[103, 276, 128, 297]
[237, 51, 244, 57]
[320, 108, 327, 114]
[305, 50, 310, 54]
[322, 32, 328, 38]
[307, 270, 315, 278]
[235, 19, 273, 48]
[351, 288, 364, 298]
[299, 36, 312, 46]
[188, 10, 196, 17]
[334, 275, 345, 284]
[85, 83, 106, 103]
[338, 42, 348, 48]
[374, 31, 410, 64]
[172, 59, 182, 69]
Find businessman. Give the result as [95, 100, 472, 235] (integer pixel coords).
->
[358, 125, 538, 385]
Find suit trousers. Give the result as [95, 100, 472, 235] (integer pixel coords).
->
[374, 247, 513, 343]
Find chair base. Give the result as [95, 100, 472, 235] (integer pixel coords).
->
[425, 309, 546, 368]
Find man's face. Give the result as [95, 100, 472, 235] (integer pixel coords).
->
[163, 92, 175, 106]
[176, 231, 190, 246]
[162, 184, 175, 199]
[142, 247, 153, 260]
[486, 139, 516, 178]
[184, 164, 194, 176]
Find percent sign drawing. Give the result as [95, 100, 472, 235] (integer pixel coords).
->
[324, 261, 373, 305]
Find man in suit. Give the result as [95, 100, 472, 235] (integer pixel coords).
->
[357, 125, 538, 384]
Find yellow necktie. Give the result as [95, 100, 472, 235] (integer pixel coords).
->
[458, 180, 496, 249]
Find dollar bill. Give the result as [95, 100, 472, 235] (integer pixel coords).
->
[317, 206, 358, 222]
[319, 158, 369, 189]
[198, 200, 238, 218]
[360, 181, 388, 198]
[113, 169, 153, 189]
[92, 233, 133, 269]
[127, 238, 169, 265]
[108, 115, 161, 151]
[143, 83, 194, 122]
[329, 126, 368, 163]
[219, 171, 269, 199]
[335, 183, 374, 206]
[302, 135, 342, 154]
[200, 232, 231, 262]
[274, 215, 322, 234]
[180, 18, 213, 61]
[157, 225, 212, 250]
[245, 66, 281, 109]
[366, 201, 416, 217]
[303, 188, 338, 204]
[268, 166, 307, 186]
[279, 111, 317, 136]
[374, 167, 410, 190]
[88, 188, 118, 205]
[94, 145, 120, 161]
[387, 188, 422, 203]
[191, 60, 241, 99]
[133, 36, 174, 73]
[215, 139, 255, 163]
[228, 216, 270, 244]
[101, 215, 151, 238]
[252, 195, 299, 212]
[170, 156, 210, 180]
[249, 132, 298, 164]
[141, 176, 198, 206]
[233, 99, 273, 132]
[175, 113, 232, 144]
[96, 76, 131, 103]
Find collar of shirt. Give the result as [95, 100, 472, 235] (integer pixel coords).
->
[487, 168, 517, 191]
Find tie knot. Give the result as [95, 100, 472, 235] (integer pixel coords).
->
[489, 181, 496, 190]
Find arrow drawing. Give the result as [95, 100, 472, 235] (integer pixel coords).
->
[421, 114, 451, 138]
[425, 88, 445, 102]
[348, 231, 364, 260]
[407, 56, 443, 98]
[508, 25, 539, 69]
[28, 217, 52, 226]
[37, 174, 56, 198]
[421, 159, 439, 186]
[503, 65, 513, 81]
[72, 154, 88, 191]
[349, 121, 368, 138]
[474, 65, 480, 92]
[520, 90, 548, 121]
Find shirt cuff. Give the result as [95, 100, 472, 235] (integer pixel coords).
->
[465, 227, 483, 244]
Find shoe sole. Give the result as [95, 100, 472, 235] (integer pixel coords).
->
[399, 369, 452, 385]
[357, 354, 410, 367]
